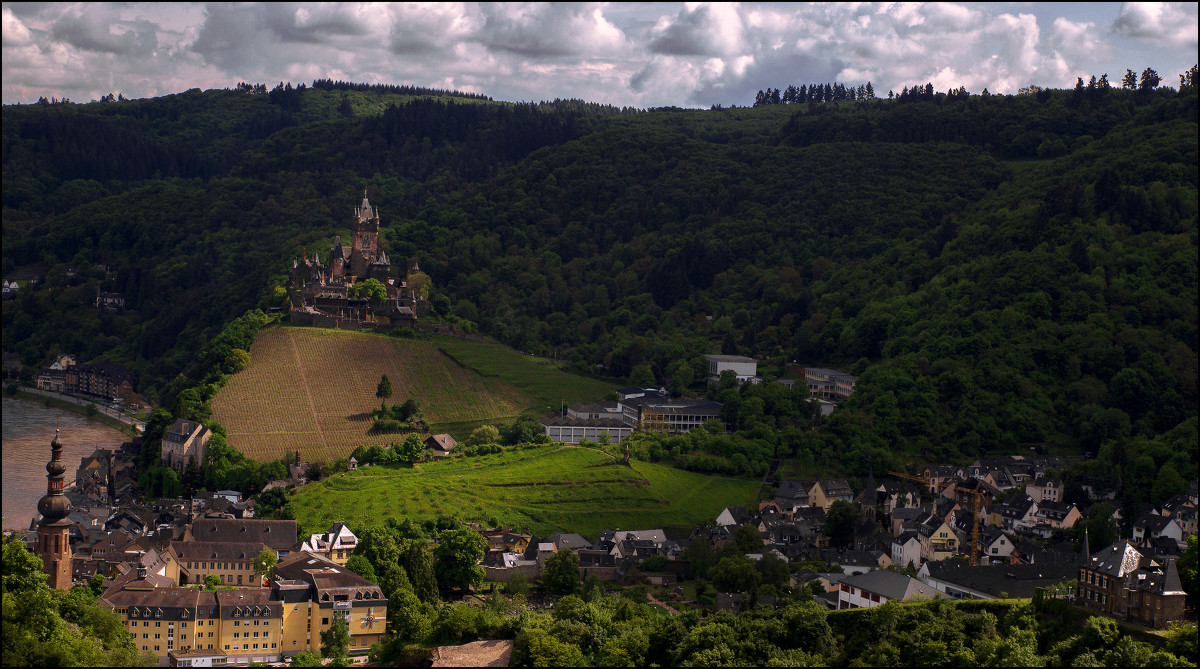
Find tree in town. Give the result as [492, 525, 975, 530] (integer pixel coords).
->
[320, 613, 351, 666]
[344, 554, 377, 583]
[434, 527, 488, 592]
[709, 555, 762, 593]
[402, 540, 439, 604]
[289, 650, 322, 667]
[732, 524, 765, 554]
[826, 500, 858, 549]
[543, 548, 581, 595]
[253, 547, 277, 585]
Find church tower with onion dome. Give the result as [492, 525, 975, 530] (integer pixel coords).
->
[36, 429, 73, 590]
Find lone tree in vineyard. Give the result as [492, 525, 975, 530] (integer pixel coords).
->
[377, 374, 392, 402]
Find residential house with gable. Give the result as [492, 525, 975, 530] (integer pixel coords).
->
[1132, 514, 1184, 547]
[1077, 540, 1187, 628]
[809, 479, 854, 511]
[1026, 477, 1064, 504]
[836, 570, 939, 609]
[892, 531, 923, 570]
[299, 522, 359, 565]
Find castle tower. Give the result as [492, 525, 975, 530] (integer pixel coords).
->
[36, 429, 73, 590]
[350, 189, 380, 280]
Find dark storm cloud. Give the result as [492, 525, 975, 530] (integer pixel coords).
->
[51, 10, 157, 56]
[475, 3, 624, 58]
[648, 4, 726, 56]
[260, 3, 370, 44]
[191, 3, 267, 72]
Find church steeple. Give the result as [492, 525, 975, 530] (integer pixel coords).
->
[37, 429, 73, 590]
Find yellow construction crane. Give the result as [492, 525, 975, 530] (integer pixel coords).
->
[889, 471, 988, 566]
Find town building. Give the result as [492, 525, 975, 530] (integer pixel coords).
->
[1076, 539, 1187, 628]
[702, 354, 759, 385]
[62, 361, 135, 401]
[919, 562, 1077, 600]
[184, 518, 297, 559]
[424, 433, 458, 455]
[836, 569, 940, 609]
[540, 416, 633, 444]
[1025, 477, 1063, 504]
[160, 419, 212, 470]
[299, 523, 359, 565]
[162, 540, 273, 587]
[803, 367, 858, 401]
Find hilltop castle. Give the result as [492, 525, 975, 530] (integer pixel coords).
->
[288, 190, 429, 328]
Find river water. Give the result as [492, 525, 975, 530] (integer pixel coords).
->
[2, 396, 129, 531]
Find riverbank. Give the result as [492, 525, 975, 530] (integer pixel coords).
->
[10, 389, 139, 438]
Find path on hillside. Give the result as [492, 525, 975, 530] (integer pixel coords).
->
[289, 330, 330, 452]
[647, 592, 679, 615]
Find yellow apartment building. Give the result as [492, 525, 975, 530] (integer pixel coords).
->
[101, 553, 386, 666]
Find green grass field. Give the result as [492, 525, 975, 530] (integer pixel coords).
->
[432, 336, 614, 412]
[290, 445, 761, 540]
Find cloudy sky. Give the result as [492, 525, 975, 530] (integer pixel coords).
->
[3, 2, 1196, 107]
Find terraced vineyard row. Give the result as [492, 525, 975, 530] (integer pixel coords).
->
[290, 446, 761, 539]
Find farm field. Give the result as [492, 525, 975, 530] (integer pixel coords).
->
[289, 445, 761, 540]
[211, 326, 541, 462]
[210, 326, 619, 465]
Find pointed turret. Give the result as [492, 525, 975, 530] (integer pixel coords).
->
[36, 429, 73, 590]
[1080, 528, 1091, 565]
[1160, 559, 1185, 595]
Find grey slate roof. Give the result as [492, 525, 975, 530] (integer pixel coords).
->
[841, 570, 940, 601]
[921, 562, 1077, 598]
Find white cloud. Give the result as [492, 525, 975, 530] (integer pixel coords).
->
[2, 7, 35, 47]
[1112, 2, 1198, 47]
[2, 3, 1197, 107]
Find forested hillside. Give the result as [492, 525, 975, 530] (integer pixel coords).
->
[2, 79, 1196, 491]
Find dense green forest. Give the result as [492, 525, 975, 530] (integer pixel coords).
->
[2, 77, 1196, 495]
